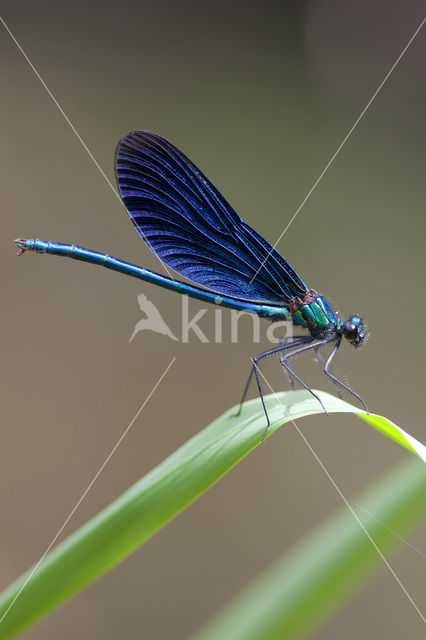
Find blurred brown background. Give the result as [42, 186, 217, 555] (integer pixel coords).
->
[1, 1, 425, 638]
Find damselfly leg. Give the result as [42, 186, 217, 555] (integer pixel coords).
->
[323, 338, 369, 412]
[281, 336, 369, 413]
[314, 346, 342, 398]
[236, 336, 313, 440]
[279, 335, 298, 389]
[279, 336, 335, 415]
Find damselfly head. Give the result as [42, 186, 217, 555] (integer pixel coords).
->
[343, 315, 368, 347]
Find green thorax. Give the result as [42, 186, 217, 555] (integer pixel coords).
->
[291, 291, 340, 335]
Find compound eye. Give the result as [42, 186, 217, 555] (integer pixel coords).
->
[343, 322, 358, 341]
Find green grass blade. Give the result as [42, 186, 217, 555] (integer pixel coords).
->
[190, 456, 426, 640]
[0, 390, 423, 638]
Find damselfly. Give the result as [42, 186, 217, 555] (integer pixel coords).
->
[15, 131, 368, 436]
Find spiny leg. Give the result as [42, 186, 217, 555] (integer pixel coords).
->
[252, 359, 271, 440]
[279, 335, 301, 389]
[253, 338, 316, 442]
[237, 336, 310, 413]
[236, 336, 312, 419]
[315, 346, 342, 398]
[280, 336, 335, 414]
[285, 366, 296, 390]
[323, 338, 369, 412]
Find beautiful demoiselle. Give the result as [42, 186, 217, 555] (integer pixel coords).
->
[15, 131, 368, 436]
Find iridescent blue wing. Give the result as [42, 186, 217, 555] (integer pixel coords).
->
[114, 131, 307, 304]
